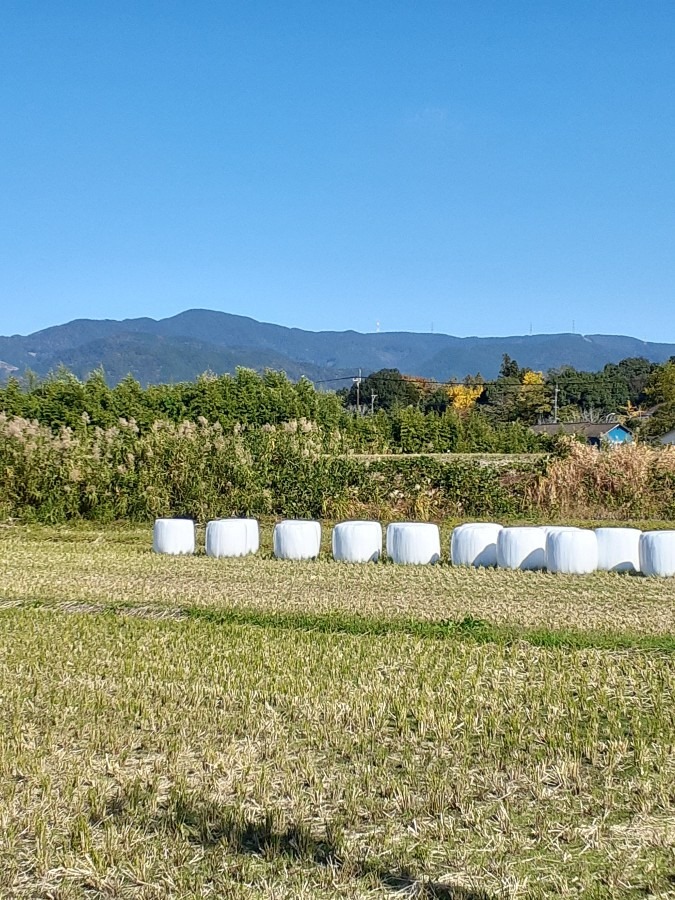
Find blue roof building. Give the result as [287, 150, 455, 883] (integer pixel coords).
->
[530, 422, 633, 446]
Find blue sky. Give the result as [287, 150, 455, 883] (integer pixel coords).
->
[2, 1, 674, 341]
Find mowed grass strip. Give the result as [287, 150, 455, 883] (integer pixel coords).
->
[1, 525, 675, 638]
[0, 609, 674, 899]
[4, 599, 675, 654]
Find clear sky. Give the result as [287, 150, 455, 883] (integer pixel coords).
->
[2, 1, 674, 341]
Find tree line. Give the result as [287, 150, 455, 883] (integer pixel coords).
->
[0, 354, 674, 450]
[343, 355, 662, 416]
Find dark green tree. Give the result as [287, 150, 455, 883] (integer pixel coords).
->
[345, 369, 421, 412]
[499, 354, 522, 380]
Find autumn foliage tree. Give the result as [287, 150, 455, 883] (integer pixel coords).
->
[446, 383, 484, 413]
[515, 370, 551, 423]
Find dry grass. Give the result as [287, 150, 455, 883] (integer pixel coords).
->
[1, 524, 674, 638]
[0, 524, 674, 898]
[343, 453, 546, 467]
[528, 441, 675, 519]
[1, 609, 674, 899]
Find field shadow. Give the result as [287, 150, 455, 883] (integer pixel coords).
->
[99, 789, 492, 899]
[164, 798, 493, 899]
[378, 872, 491, 898]
[169, 800, 341, 864]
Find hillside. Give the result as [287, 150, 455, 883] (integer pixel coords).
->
[1, 309, 674, 385]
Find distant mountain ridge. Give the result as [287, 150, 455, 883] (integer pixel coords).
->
[1, 309, 674, 386]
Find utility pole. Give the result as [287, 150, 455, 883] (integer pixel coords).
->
[370, 390, 377, 415]
[553, 382, 559, 423]
[353, 369, 362, 415]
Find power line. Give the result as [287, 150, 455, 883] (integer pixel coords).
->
[312, 373, 643, 390]
[312, 375, 362, 384]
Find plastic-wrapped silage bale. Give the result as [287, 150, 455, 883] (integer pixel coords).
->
[595, 528, 641, 573]
[386, 523, 441, 565]
[153, 518, 195, 555]
[332, 521, 382, 563]
[205, 518, 259, 558]
[639, 531, 675, 577]
[273, 520, 321, 560]
[541, 525, 580, 537]
[540, 525, 579, 566]
[546, 529, 598, 575]
[496, 527, 546, 571]
[450, 523, 502, 567]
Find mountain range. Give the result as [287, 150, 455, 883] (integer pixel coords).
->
[1, 309, 674, 386]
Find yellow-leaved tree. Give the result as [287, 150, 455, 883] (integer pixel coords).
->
[446, 383, 484, 413]
[516, 370, 551, 422]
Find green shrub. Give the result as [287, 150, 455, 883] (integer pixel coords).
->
[5, 413, 671, 524]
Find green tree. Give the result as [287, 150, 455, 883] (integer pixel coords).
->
[643, 361, 675, 439]
[646, 360, 675, 405]
[499, 354, 522, 379]
[345, 369, 420, 412]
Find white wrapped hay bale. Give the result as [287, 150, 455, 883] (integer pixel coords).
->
[153, 518, 195, 555]
[206, 518, 259, 558]
[595, 528, 641, 573]
[546, 529, 598, 575]
[541, 525, 579, 537]
[540, 525, 579, 562]
[497, 527, 546, 571]
[450, 523, 502, 567]
[273, 519, 321, 560]
[332, 521, 382, 563]
[639, 531, 675, 577]
[386, 523, 441, 565]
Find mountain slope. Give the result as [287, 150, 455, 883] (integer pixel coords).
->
[1, 309, 674, 385]
[423, 333, 675, 381]
[0, 330, 348, 386]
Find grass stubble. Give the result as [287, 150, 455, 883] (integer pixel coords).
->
[1, 523, 675, 639]
[0, 524, 673, 898]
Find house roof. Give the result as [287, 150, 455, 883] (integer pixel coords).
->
[530, 422, 633, 438]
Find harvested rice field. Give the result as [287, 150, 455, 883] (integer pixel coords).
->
[0, 524, 674, 898]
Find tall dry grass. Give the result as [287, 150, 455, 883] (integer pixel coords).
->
[0, 414, 516, 522]
[2, 414, 674, 522]
[0, 413, 337, 522]
[527, 439, 675, 519]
